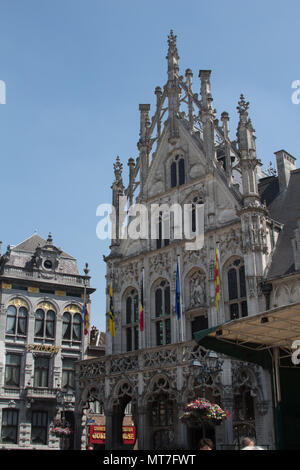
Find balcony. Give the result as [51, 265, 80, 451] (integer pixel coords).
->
[2, 266, 90, 288]
[24, 387, 59, 400]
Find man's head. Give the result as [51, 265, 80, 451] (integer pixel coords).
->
[242, 437, 255, 448]
[199, 438, 214, 450]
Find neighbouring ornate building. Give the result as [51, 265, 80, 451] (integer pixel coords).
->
[76, 32, 299, 450]
[0, 233, 95, 449]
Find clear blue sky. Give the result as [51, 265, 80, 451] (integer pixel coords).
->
[0, 0, 299, 332]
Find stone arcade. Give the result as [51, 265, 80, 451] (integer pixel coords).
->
[75, 32, 299, 450]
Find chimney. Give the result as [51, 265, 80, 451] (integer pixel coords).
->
[275, 149, 296, 191]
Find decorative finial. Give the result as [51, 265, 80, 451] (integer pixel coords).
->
[113, 156, 123, 181]
[168, 29, 176, 46]
[47, 232, 53, 244]
[167, 29, 179, 63]
[84, 262, 89, 276]
[237, 94, 249, 114]
[266, 161, 277, 176]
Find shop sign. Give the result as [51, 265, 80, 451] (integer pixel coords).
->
[26, 343, 60, 354]
[89, 425, 135, 445]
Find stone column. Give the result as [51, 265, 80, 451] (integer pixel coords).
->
[221, 359, 234, 447]
[105, 410, 113, 450]
[80, 408, 87, 450]
[137, 405, 147, 450]
[177, 400, 188, 449]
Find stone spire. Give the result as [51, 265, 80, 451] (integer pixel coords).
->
[111, 156, 124, 250]
[166, 30, 181, 143]
[199, 70, 215, 163]
[221, 111, 233, 184]
[137, 104, 151, 198]
[236, 94, 260, 206]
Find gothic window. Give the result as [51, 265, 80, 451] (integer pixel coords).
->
[125, 289, 139, 352]
[5, 353, 21, 388]
[1, 409, 19, 444]
[226, 259, 248, 320]
[156, 212, 170, 249]
[31, 411, 48, 445]
[154, 280, 171, 346]
[170, 155, 185, 188]
[34, 308, 56, 339]
[6, 304, 28, 337]
[62, 312, 82, 342]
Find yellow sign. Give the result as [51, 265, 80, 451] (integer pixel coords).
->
[28, 287, 39, 293]
[55, 290, 66, 297]
[26, 344, 60, 354]
[2, 282, 12, 290]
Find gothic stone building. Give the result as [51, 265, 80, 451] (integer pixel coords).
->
[0, 233, 94, 449]
[76, 32, 299, 450]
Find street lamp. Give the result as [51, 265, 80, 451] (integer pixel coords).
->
[191, 353, 224, 438]
[192, 353, 223, 399]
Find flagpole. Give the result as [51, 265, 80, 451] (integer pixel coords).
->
[177, 255, 184, 343]
[216, 241, 224, 324]
[82, 263, 89, 360]
[141, 267, 145, 347]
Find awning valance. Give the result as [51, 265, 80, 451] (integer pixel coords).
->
[194, 302, 300, 369]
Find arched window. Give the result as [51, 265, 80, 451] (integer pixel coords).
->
[226, 259, 247, 320]
[34, 307, 56, 339]
[125, 289, 139, 352]
[170, 155, 185, 188]
[62, 309, 82, 342]
[34, 310, 44, 337]
[73, 314, 82, 341]
[62, 312, 71, 340]
[153, 280, 171, 346]
[6, 303, 28, 337]
[171, 162, 177, 188]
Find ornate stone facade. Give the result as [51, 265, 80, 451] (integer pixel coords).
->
[75, 31, 299, 450]
[0, 233, 95, 449]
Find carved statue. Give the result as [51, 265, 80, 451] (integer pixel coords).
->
[190, 271, 206, 307]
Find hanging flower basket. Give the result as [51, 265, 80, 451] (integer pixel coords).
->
[180, 398, 230, 428]
[50, 420, 73, 437]
[50, 426, 73, 436]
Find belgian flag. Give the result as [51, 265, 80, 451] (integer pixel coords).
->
[109, 281, 115, 337]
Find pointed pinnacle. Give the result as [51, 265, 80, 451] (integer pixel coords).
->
[237, 94, 249, 114]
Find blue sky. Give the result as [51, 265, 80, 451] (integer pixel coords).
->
[0, 0, 299, 332]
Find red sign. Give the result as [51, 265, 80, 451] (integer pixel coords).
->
[89, 425, 136, 445]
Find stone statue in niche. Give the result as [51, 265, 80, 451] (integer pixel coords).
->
[189, 271, 206, 308]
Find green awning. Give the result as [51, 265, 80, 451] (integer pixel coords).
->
[193, 302, 300, 369]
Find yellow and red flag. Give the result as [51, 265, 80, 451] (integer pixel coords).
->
[109, 281, 115, 337]
[83, 303, 89, 335]
[214, 246, 220, 311]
